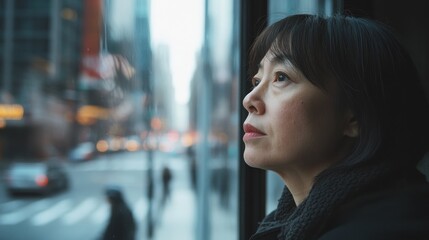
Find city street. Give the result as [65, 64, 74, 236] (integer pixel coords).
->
[0, 150, 190, 240]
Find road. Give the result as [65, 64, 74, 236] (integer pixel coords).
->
[0, 150, 187, 240]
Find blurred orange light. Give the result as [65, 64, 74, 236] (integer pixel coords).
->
[97, 140, 109, 152]
[76, 115, 96, 125]
[181, 133, 195, 147]
[0, 119, 6, 128]
[125, 139, 140, 152]
[0, 104, 24, 120]
[151, 118, 163, 130]
[76, 105, 110, 125]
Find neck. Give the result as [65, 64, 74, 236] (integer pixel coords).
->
[277, 163, 333, 206]
[280, 138, 357, 205]
[280, 173, 312, 206]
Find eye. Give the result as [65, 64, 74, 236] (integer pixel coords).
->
[251, 77, 260, 88]
[274, 72, 290, 82]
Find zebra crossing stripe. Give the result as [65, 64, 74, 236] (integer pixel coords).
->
[62, 198, 97, 225]
[31, 199, 73, 226]
[91, 203, 109, 224]
[133, 197, 147, 221]
[71, 158, 149, 171]
[0, 199, 50, 225]
[0, 196, 147, 226]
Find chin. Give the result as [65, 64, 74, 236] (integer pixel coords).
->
[243, 154, 265, 169]
[244, 158, 258, 168]
[243, 153, 258, 167]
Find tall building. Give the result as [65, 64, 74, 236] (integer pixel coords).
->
[0, 0, 84, 159]
[0, 0, 83, 105]
[151, 44, 175, 130]
[134, 0, 151, 94]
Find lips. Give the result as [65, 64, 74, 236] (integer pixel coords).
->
[243, 123, 265, 141]
[243, 123, 264, 134]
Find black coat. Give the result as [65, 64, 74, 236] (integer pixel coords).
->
[318, 181, 429, 240]
[102, 202, 136, 240]
[250, 169, 429, 240]
[101, 188, 136, 240]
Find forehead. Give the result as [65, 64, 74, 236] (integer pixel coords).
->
[258, 51, 295, 70]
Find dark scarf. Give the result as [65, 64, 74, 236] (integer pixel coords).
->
[256, 161, 400, 240]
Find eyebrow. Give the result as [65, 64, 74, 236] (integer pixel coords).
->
[258, 54, 292, 70]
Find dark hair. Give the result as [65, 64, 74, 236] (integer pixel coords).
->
[105, 185, 125, 204]
[249, 14, 429, 168]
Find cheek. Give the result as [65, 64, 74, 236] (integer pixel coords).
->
[271, 100, 306, 149]
[272, 97, 340, 158]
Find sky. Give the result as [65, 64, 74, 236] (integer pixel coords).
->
[108, 0, 204, 104]
[108, 0, 204, 130]
[109, 0, 135, 40]
[149, 0, 205, 104]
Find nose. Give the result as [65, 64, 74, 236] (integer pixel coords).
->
[243, 88, 265, 114]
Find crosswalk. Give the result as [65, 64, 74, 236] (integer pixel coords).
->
[0, 196, 147, 226]
[71, 156, 187, 172]
[71, 157, 149, 171]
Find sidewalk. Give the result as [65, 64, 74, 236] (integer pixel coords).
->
[138, 154, 237, 240]
[135, 153, 196, 240]
[153, 187, 196, 239]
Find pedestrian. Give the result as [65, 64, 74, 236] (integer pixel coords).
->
[218, 164, 230, 209]
[161, 165, 173, 206]
[186, 145, 197, 191]
[100, 185, 136, 240]
[243, 14, 429, 239]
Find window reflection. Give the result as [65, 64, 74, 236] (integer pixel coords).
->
[0, 0, 239, 239]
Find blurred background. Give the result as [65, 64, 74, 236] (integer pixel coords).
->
[0, 0, 428, 240]
[0, 0, 240, 239]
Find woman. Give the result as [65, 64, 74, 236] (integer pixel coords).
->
[243, 14, 429, 239]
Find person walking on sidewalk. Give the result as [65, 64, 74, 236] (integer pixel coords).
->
[161, 165, 173, 206]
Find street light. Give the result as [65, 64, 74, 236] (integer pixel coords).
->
[143, 90, 155, 239]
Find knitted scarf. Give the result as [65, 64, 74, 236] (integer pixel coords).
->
[256, 161, 399, 240]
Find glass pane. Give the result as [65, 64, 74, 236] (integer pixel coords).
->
[0, 0, 239, 239]
[204, 0, 240, 239]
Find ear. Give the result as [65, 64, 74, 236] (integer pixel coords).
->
[343, 110, 359, 138]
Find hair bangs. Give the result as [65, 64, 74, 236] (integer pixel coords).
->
[248, 22, 283, 77]
[249, 15, 332, 90]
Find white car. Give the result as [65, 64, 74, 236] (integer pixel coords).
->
[3, 160, 70, 196]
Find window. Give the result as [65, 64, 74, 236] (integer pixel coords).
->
[4, 0, 423, 239]
[0, 0, 239, 239]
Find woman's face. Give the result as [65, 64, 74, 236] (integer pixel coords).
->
[242, 51, 352, 174]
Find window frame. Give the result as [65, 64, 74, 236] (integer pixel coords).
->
[238, 0, 268, 239]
